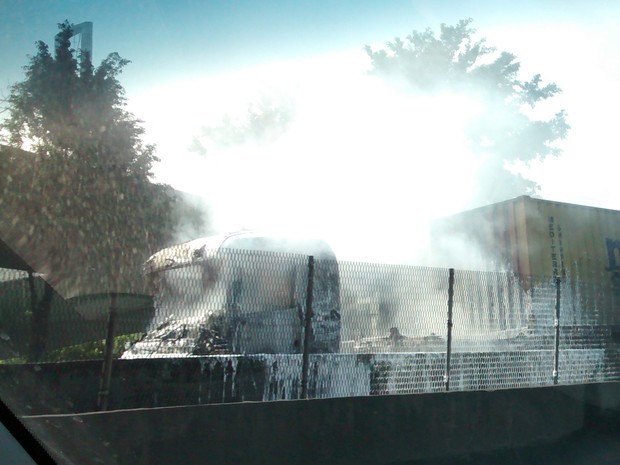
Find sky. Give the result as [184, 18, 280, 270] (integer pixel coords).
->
[1, 1, 619, 264]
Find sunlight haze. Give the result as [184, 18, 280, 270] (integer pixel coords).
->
[1, 1, 618, 263]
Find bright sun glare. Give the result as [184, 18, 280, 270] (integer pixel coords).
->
[131, 51, 487, 263]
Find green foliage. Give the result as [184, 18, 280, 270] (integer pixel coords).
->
[45, 333, 143, 362]
[365, 18, 570, 203]
[0, 21, 184, 296]
[0, 333, 142, 363]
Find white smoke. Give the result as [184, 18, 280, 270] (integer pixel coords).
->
[133, 50, 487, 265]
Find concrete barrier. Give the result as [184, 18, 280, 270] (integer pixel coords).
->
[2, 351, 616, 416]
[20, 382, 620, 465]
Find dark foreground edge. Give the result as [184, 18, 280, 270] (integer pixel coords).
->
[20, 381, 620, 465]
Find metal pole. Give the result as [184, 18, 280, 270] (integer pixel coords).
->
[553, 277, 561, 385]
[71, 22, 93, 61]
[445, 268, 455, 392]
[300, 256, 315, 399]
[97, 292, 117, 411]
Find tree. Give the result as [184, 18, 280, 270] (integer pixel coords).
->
[190, 94, 295, 156]
[365, 18, 569, 204]
[0, 22, 186, 360]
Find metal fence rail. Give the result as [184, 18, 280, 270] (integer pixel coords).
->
[1, 248, 619, 408]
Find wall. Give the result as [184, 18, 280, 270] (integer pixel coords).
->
[1, 349, 615, 416]
[20, 382, 620, 465]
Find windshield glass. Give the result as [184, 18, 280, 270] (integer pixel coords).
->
[1, 2, 619, 464]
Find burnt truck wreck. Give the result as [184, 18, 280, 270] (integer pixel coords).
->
[122, 231, 341, 358]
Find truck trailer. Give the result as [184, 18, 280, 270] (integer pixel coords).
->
[432, 196, 620, 329]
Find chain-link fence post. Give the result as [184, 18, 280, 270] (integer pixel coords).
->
[301, 256, 315, 399]
[553, 277, 561, 385]
[97, 292, 117, 411]
[444, 268, 455, 392]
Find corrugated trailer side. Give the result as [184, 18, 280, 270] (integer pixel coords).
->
[432, 196, 620, 327]
[523, 197, 620, 327]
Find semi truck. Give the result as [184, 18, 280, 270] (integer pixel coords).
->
[122, 231, 341, 357]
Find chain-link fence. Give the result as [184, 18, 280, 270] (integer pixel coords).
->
[1, 248, 619, 409]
